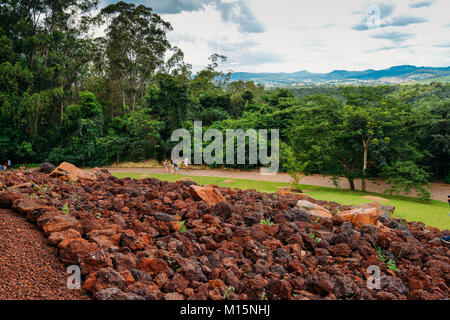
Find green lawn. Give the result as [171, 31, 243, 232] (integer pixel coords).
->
[113, 172, 450, 231]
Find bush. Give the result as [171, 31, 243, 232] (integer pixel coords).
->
[382, 161, 431, 201]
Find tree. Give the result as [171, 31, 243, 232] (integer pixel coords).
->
[48, 91, 103, 166]
[97, 1, 172, 112]
[288, 90, 430, 196]
[280, 143, 309, 192]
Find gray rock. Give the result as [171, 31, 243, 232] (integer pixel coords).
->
[155, 212, 175, 222]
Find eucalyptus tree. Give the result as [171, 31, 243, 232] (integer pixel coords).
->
[97, 1, 173, 112]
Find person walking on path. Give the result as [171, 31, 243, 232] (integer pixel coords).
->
[173, 159, 179, 173]
[163, 160, 169, 173]
[7, 160, 11, 170]
[183, 157, 190, 169]
[169, 159, 174, 174]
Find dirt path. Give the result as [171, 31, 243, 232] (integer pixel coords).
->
[108, 167, 450, 202]
[0, 209, 90, 300]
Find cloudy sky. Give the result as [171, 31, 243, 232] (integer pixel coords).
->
[101, 0, 450, 73]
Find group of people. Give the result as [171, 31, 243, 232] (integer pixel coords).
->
[0, 160, 11, 171]
[163, 157, 190, 174]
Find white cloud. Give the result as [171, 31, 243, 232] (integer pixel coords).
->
[103, 0, 450, 72]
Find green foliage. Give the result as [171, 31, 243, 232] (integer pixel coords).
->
[0, 0, 446, 204]
[280, 142, 309, 191]
[260, 218, 274, 226]
[48, 91, 104, 166]
[222, 286, 235, 300]
[62, 203, 70, 215]
[377, 247, 399, 271]
[179, 221, 187, 232]
[310, 232, 320, 243]
[382, 161, 431, 201]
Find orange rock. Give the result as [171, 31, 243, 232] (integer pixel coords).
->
[189, 185, 226, 207]
[209, 279, 225, 289]
[49, 162, 96, 182]
[336, 202, 383, 227]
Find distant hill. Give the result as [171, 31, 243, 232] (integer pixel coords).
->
[229, 65, 450, 86]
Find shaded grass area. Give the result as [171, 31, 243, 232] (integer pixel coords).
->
[113, 172, 450, 231]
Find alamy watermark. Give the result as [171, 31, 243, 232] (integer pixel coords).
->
[366, 265, 381, 290]
[67, 265, 81, 290]
[171, 121, 280, 175]
[366, 4, 393, 29]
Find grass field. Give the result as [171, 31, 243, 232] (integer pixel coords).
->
[113, 172, 450, 231]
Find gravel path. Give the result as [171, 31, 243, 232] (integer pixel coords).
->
[108, 167, 450, 202]
[0, 209, 90, 300]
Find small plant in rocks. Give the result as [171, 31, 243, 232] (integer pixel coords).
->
[62, 203, 70, 215]
[223, 286, 235, 300]
[260, 218, 274, 226]
[310, 232, 320, 243]
[377, 247, 399, 271]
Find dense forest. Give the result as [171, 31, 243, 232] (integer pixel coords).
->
[0, 1, 449, 200]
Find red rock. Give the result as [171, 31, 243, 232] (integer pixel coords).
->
[208, 289, 222, 300]
[268, 279, 292, 299]
[164, 292, 184, 300]
[0, 191, 23, 208]
[94, 267, 126, 291]
[171, 273, 189, 293]
[112, 253, 137, 272]
[37, 210, 62, 228]
[119, 270, 135, 285]
[376, 292, 398, 300]
[12, 198, 56, 222]
[48, 229, 81, 246]
[42, 215, 80, 235]
[83, 272, 98, 293]
[328, 243, 351, 257]
[79, 250, 113, 275]
[312, 272, 335, 296]
[59, 239, 98, 264]
[138, 257, 169, 274]
[119, 230, 151, 251]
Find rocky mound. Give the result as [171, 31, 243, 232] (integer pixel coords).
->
[0, 167, 449, 300]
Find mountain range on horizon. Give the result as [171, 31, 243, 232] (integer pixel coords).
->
[229, 65, 450, 86]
